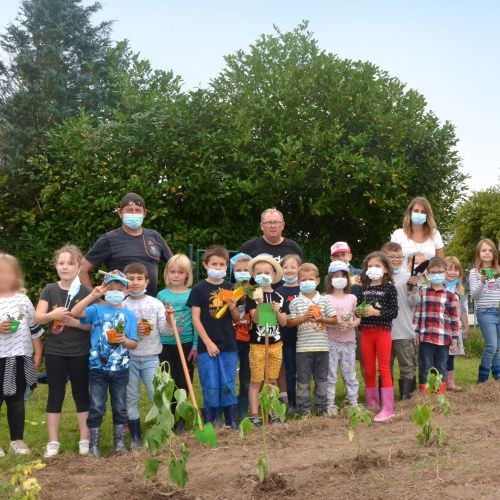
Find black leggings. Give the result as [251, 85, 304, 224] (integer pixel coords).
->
[0, 390, 25, 440]
[46, 354, 90, 413]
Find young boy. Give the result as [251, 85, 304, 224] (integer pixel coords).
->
[413, 257, 459, 393]
[288, 263, 338, 416]
[123, 262, 170, 447]
[330, 241, 362, 278]
[187, 245, 240, 429]
[245, 254, 287, 425]
[71, 270, 139, 458]
[381, 242, 418, 399]
[230, 252, 253, 419]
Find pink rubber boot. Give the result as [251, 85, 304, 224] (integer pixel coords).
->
[365, 387, 380, 412]
[374, 387, 394, 422]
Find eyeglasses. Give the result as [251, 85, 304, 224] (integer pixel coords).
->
[261, 220, 283, 226]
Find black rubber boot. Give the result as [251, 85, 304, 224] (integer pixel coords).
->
[201, 407, 215, 424]
[223, 405, 238, 430]
[89, 427, 101, 458]
[398, 378, 415, 400]
[113, 424, 128, 453]
[128, 419, 142, 449]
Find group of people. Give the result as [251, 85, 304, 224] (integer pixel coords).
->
[0, 193, 498, 460]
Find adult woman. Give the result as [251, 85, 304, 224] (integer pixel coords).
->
[390, 197, 444, 266]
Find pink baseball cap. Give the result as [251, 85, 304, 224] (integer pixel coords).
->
[330, 241, 351, 255]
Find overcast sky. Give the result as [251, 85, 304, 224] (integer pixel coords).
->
[2, 0, 499, 192]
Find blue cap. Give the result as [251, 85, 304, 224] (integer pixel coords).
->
[328, 260, 349, 274]
[229, 252, 251, 276]
[103, 270, 129, 286]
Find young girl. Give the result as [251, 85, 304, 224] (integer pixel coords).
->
[35, 245, 92, 457]
[324, 260, 360, 416]
[276, 254, 302, 413]
[355, 251, 398, 422]
[469, 239, 500, 382]
[0, 253, 43, 456]
[157, 254, 198, 432]
[444, 256, 469, 391]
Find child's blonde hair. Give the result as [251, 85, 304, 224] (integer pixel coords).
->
[281, 254, 302, 268]
[0, 253, 25, 292]
[444, 256, 465, 296]
[53, 244, 83, 266]
[474, 238, 499, 271]
[164, 254, 193, 287]
[298, 262, 319, 279]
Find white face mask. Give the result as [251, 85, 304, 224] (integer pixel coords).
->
[331, 277, 348, 290]
[366, 266, 384, 281]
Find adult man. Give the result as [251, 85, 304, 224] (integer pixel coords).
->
[80, 193, 172, 295]
[239, 208, 303, 263]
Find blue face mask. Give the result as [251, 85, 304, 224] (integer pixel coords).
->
[283, 275, 298, 284]
[411, 212, 427, 225]
[234, 271, 251, 282]
[128, 289, 146, 297]
[255, 274, 272, 287]
[105, 290, 125, 305]
[207, 268, 226, 280]
[123, 213, 144, 230]
[300, 280, 317, 293]
[428, 273, 446, 285]
[445, 278, 461, 293]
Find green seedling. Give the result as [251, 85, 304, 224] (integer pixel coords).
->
[143, 362, 218, 489]
[344, 405, 372, 459]
[7, 313, 24, 333]
[239, 384, 286, 482]
[481, 268, 500, 280]
[355, 301, 380, 317]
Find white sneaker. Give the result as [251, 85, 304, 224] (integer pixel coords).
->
[0, 446, 5, 457]
[9, 440, 31, 455]
[327, 405, 339, 417]
[43, 441, 60, 458]
[79, 439, 90, 455]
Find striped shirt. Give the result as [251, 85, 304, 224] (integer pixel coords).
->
[288, 293, 337, 353]
[469, 268, 500, 310]
[413, 287, 459, 346]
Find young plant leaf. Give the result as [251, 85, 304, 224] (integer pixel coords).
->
[239, 416, 254, 438]
[169, 457, 188, 488]
[142, 457, 160, 483]
[257, 456, 268, 482]
[348, 429, 355, 442]
[436, 426, 447, 446]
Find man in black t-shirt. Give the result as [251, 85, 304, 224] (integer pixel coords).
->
[239, 208, 303, 265]
[80, 193, 172, 296]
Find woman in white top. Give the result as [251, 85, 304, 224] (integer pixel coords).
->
[391, 197, 444, 267]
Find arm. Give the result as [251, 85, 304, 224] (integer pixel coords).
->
[35, 299, 71, 325]
[71, 285, 106, 318]
[435, 248, 444, 258]
[191, 306, 219, 357]
[79, 257, 95, 289]
[32, 337, 43, 369]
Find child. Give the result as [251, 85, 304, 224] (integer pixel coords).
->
[157, 254, 198, 432]
[414, 257, 459, 392]
[124, 262, 169, 446]
[469, 239, 500, 382]
[246, 255, 287, 425]
[0, 254, 43, 456]
[330, 241, 362, 281]
[444, 256, 469, 391]
[355, 251, 398, 422]
[187, 246, 240, 429]
[381, 242, 418, 400]
[275, 254, 302, 413]
[229, 252, 252, 419]
[324, 260, 360, 415]
[288, 263, 337, 416]
[35, 245, 92, 457]
[71, 270, 139, 457]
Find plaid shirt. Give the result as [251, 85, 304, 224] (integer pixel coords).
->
[413, 287, 459, 346]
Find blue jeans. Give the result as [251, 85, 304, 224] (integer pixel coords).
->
[477, 308, 500, 375]
[87, 369, 129, 428]
[283, 341, 297, 407]
[237, 341, 250, 417]
[198, 351, 237, 409]
[418, 342, 449, 384]
[127, 355, 159, 420]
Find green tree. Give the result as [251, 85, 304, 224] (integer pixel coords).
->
[446, 185, 500, 267]
[0, 0, 115, 233]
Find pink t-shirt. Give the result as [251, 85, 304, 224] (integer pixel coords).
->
[324, 293, 358, 343]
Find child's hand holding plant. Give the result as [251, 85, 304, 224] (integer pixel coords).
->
[0, 320, 11, 334]
[362, 305, 381, 317]
[50, 306, 71, 322]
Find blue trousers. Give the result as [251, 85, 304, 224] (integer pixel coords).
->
[477, 308, 500, 376]
[237, 341, 250, 417]
[283, 341, 297, 407]
[418, 342, 449, 384]
[198, 351, 238, 409]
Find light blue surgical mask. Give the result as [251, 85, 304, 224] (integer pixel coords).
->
[428, 273, 446, 285]
[445, 279, 460, 293]
[411, 212, 427, 225]
[128, 289, 147, 297]
[283, 275, 298, 284]
[105, 290, 125, 305]
[255, 274, 272, 287]
[300, 280, 317, 293]
[207, 268, 226, 280]
[234, 271, 251, 282]
[123, 213, 144, 230]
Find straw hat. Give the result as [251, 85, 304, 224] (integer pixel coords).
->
[248, 254, 283, 284]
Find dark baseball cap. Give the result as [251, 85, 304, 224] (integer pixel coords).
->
[120, 193, 145, 208]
